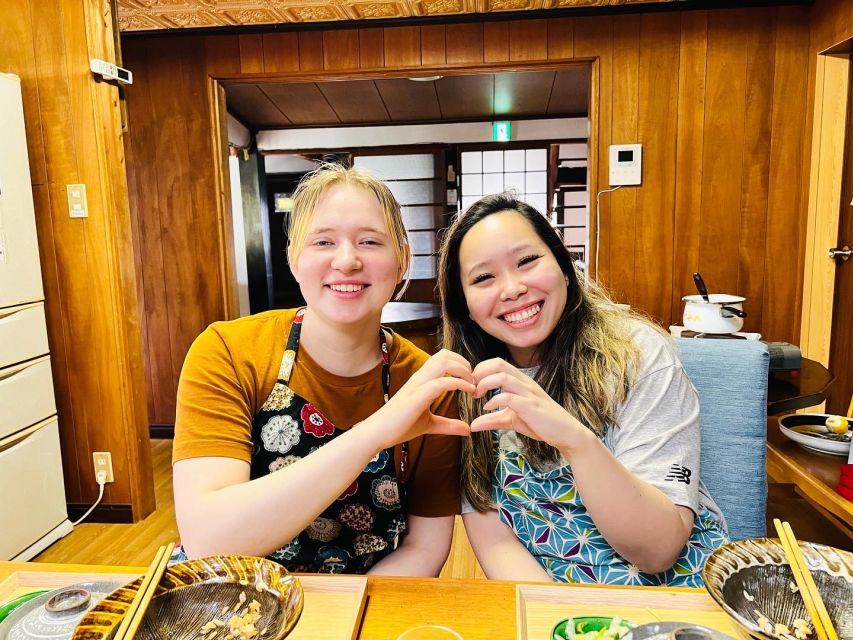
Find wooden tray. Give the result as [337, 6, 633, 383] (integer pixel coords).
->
[0, 570, 366, 640]
[516, 584, 740, 640]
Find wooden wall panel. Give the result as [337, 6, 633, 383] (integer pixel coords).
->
[298, 32, 324, 71]
[547, 17, 574, 60]
[483, 22, 509, 62]
[238, 34, 264, 73]
[122, 5, 823, 428]
[262, 33, 299, 73]
[359, 28, 384, 68]
[446, 24, 484, 64]
[671, 10, 707, 321]
[635, 13, 680, 324]
[0, 0, 153, 518]
[574, 16, 613, 282]
[737, 8, 775, 334]
[509, 19, 547, 61]
[421, 25, 446, 66]
[124, 36, 233, 427]
[324, 30, 360, 70]
[764, 6, 811, 343]
[384, 26, 421, 67]
[607, 15, 639, 304]
[698, 12, 748, 300]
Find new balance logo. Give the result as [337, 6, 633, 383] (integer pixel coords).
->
[665, 464, 692, 484]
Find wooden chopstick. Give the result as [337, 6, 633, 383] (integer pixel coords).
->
[113, 542, 175, 640]
[773, 519, 837, 640]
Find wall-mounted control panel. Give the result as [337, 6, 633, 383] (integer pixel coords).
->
[609, 144, 642, 186]
[90, 59, 133, 85]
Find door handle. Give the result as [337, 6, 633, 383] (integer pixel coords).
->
[828, 245, 851, 261]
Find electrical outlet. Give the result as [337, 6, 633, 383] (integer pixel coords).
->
[92, 451, 114, 483]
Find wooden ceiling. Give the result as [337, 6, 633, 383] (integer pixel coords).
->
[225, 68, 589, 129]
[116, 0, 681, 32]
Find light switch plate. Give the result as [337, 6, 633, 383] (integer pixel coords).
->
[67, 183, 88, 218]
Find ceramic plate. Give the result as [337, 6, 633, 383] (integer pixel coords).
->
[552, 616, 637, 640]
[0, 592, 47, 625]
[702, 538, 853, 640]
[779, 414, 851, 457]
[71, 556, 303, 640]
[0, 581, 123, 640]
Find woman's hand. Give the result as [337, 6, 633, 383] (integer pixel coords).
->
[362, 349, 476, 450]
[470, 358, 590, 452]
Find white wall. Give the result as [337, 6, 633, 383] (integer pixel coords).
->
[228, 155, 251, 317]
[257, 117, 587, 152]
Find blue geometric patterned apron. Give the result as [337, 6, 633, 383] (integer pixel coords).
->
[493, 432, 728, 586]
[250, 308, 409, 573]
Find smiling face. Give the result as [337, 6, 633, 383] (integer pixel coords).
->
[290, 183, 404, 328]
[458, 210, 568, 367]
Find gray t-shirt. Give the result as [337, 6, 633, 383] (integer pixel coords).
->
[462, 320, 726, 528]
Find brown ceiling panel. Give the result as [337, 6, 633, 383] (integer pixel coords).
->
[261, 83, 341, 125]
[226, 68, 590, 129]
[374, 78, 442, 121]
[493, 71, 554, 117]
[547, 68, 590, 115]
[226, 84, 290, 127]
[435, 74, 494, 120]
[316, 80, 391, 124]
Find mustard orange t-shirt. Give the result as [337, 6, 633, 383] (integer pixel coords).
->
[173, 308, 461, 516]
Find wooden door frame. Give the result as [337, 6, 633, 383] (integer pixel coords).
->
[800, 51, 850, 368]
[204, 59, 600, 320]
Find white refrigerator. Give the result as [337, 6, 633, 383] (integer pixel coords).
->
[0, 72, 72, 560]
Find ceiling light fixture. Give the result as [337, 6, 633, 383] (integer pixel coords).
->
[408, 75, 443, 82]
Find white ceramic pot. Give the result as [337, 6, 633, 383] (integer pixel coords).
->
[682, 294, 746, 334]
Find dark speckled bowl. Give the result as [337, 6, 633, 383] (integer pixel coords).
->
[702, 539, 853, 640]
[71, 556, 303, 640]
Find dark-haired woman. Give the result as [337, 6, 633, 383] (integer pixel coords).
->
[437, 194, 727, 586]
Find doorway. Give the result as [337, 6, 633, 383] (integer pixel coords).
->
[220, 65, 594, 315]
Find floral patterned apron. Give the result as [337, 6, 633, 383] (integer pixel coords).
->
[250, 308, 409, 573]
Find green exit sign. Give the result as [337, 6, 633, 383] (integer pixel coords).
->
[492, 121, 511, 142]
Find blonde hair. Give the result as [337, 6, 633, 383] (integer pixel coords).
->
[437, 194, 666, 511]
[287, 163, 411, 296]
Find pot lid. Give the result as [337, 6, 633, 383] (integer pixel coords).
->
[682, 294, 746, 304]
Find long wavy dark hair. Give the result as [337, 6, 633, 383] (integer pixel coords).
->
[438, 193, 655, 511]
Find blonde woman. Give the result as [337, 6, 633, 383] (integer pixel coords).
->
[173, 164, 474, 575]
[437, 194, 727, 586]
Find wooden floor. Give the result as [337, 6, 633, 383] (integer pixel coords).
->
[33, 439, 849, 570]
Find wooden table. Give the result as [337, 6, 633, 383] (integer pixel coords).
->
[766, 416, 853, 536]
[0, 561, 738, 640]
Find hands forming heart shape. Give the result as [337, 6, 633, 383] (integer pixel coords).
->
[372, 349, 587, 455]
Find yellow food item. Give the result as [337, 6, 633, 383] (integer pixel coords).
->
[228, 599, 262, 640]
[825, 415, 849, 434]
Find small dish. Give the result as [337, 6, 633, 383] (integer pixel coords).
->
[0, 581, 123, 640]
[552, 616, 637, 640]
[779, 414, 852, 457]
[622, 621, 735, 640]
